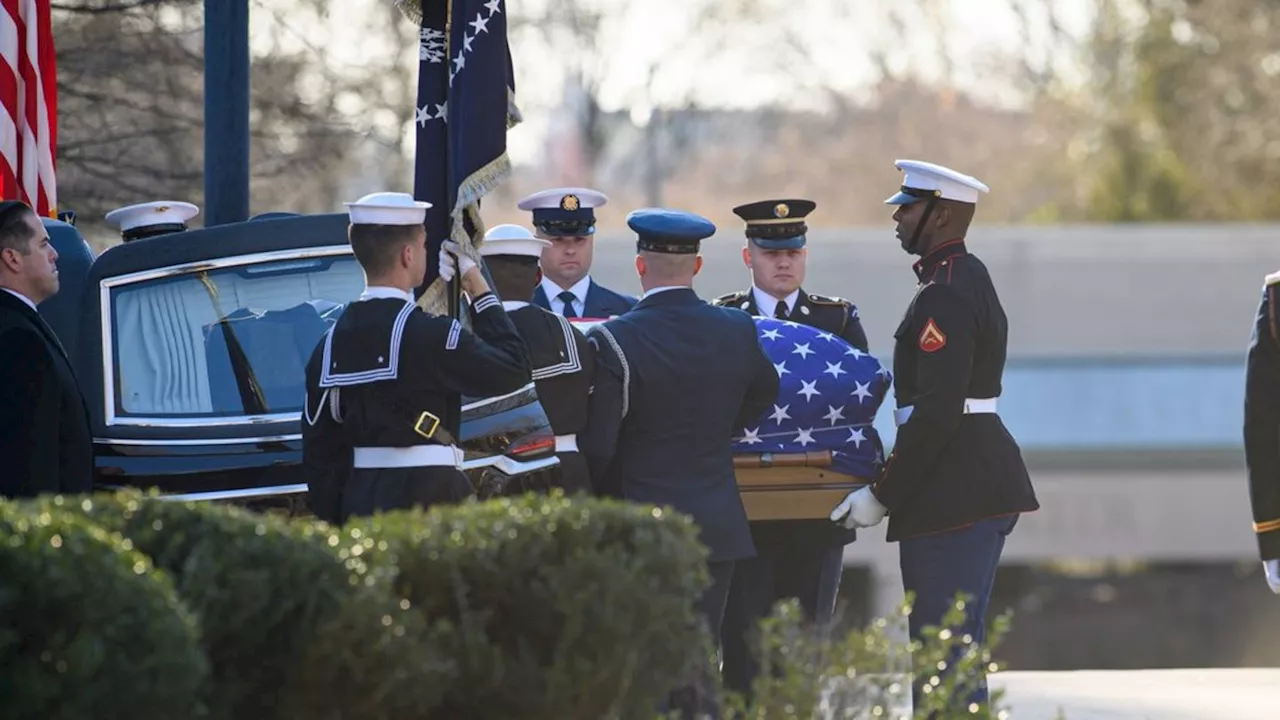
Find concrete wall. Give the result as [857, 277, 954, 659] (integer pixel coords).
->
[584, 223, 1280, 357]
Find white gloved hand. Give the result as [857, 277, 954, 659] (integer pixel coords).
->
[1264, 559, 1280, 594]
[438, 240, 477, 282]
[829, 486, 888, 530]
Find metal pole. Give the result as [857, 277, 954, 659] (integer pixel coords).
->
[203, 0, 251, 226]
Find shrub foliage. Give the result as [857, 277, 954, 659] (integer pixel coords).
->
[0, 499, 209, 720]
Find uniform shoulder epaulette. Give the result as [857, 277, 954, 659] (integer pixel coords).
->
[1266, 270, 1280, 287]
[712, 290, 748, 306]
[806, 292, 851, 308]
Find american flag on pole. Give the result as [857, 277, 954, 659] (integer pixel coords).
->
[1, 0, 57, 218]
[732, 317, 892, 479]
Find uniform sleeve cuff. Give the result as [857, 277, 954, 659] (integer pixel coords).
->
[471, 292, 500, 314]
[1259, 523, 1280, 560]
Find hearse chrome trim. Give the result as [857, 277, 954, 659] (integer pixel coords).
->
[461, 454, 560, 475]
[154, 484, 310, 503]
[93, 434, 302, 447]
[100, 245, 353, 428]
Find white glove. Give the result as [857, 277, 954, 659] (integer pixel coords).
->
[438, 240, 476, 282]
[1265, 559, 1280, 594]
[829, 486, 887, 530]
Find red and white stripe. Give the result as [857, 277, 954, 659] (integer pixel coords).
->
[1, 0, 57, 218]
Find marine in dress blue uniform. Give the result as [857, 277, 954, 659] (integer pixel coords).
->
[1243, 270, 1280, 595]
[479, 223, 595, 494]
[519, 187, 637, 317]
[713, 198, 870, 695]
[830, 161, 1039, 712]
[580, 208, 779, 718]
[301, 192, 531, 524]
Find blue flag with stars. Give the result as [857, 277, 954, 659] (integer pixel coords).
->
[732, 317, 892, 479]
[405, 0, 520, 311]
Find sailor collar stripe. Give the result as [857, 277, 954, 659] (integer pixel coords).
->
[530, 314, 583, 380]
[318, 299, 417, 387]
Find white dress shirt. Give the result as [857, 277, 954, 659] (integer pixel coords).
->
[1, 287, 37, 311]
[752, 286, 800, 319]
[641, 285, 688, 300]
[541, 275, 591, 316]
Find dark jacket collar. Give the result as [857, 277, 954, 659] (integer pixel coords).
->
[912, 238, 968, 280]
[634, 286, 700, 311]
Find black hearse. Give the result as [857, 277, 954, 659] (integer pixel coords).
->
[40, 212, 561, 514]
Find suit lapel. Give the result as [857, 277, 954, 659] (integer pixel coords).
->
[0, 290, 68, 360]
[531, 284, 550, 309]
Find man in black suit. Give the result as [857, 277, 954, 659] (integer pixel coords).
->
[479, 223, 594, 494]
[519, 187, 637, 318]
[713, 198, 871, 696]
[0, 199, 93, 497]
[581, 208, 780, 717]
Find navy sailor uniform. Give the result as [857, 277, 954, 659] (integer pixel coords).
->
[301, 286, 531, 524]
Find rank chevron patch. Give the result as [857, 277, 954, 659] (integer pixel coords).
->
[919, 318, 947, 353]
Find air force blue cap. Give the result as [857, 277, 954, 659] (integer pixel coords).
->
[732, 198, 815, 250]
[626, 208, 716, 254]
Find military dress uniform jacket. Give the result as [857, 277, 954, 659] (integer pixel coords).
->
[533, 279, 637, 318]
[580, 287, 780, 563]
[0, 289, 93, 497]
[505, 301, 594, 493]
[714, 288, 869, 353]
[301, 290, 531, 523]
[1244, 271, 1280, 560]
[872, 240, 1039, 541]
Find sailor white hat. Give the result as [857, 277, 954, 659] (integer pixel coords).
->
[480, 224, 551, 258]
[104, 201, 199, 233]
[344, 191, 431, 226]
[885, 160, 990, 205]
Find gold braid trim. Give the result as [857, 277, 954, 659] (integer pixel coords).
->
[1255, 518, 1280, 534]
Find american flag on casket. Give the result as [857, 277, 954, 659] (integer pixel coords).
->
[734, 317, 891, 479]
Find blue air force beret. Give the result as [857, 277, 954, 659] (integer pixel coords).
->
[626, 208, 716, 254]
[732, 198, 815, 250]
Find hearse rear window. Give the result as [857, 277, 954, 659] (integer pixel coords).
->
[108, 254, 364, 419]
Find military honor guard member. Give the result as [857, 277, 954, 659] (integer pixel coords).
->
[713, 197, 870, 695]
[1243, 270, 1280, 595]
[301, 192, 532, 524]
[580, 208, 780, 717]
[519, 187, 637, 318]
[0, 200, 93, 498]
[104, 200, 200, 242]
[479, 223, 595, 494]
[830, 160, 1039, 710]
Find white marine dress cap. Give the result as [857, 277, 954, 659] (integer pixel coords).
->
[885, 160, 990, 205]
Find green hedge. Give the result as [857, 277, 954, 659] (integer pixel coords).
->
[0, 499, 209, 720]
[333, 492, 713, 720]
[32, 492, 452, 720]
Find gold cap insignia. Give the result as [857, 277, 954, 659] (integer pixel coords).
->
[560, 194, 580, 211]
[773, 203, 790, 218]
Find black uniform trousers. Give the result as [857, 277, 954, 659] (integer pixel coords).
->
[660, 560, 736, 720]
[720, 520, 844, 694]
[338, 464, 474, 523]
[554, 451, 592, 495]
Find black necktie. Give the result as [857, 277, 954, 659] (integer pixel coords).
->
[558, 291, 578, 318]
[774, 302, 789, 320]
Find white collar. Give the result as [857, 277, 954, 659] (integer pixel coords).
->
[752, 286, 800, 318]
[541, 274, 591, 303]
[641, 285, 688, 299]
[502, 300, 530, 311]
[1, 287, 37, 312]
[359, 285, 414, 303]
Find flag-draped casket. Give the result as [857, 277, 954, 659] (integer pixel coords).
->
[731, 317, 892, 520]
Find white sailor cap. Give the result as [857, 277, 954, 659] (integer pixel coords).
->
[343, 191, 431, 226]
[104, 200, 199, 239]
[516, 187, 608, 236]
[480, 224, 551, 258]
[885, 160, 990, 205]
